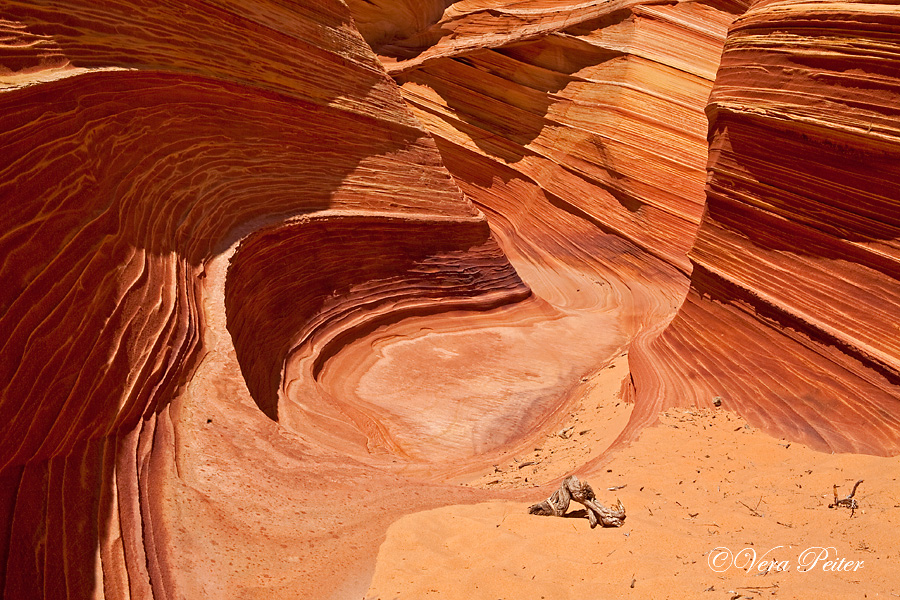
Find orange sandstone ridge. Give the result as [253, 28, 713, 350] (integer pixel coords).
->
[0, 1, 898, 599]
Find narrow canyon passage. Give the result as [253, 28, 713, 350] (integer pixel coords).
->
[278, 0, 734, 477]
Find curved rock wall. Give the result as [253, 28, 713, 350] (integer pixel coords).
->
[347, 0, 750, 467]
[373, 0, 746, 273]
[291, 1, 752, 474]
[227, 214, 525, 422]
[632, 0, 900, 454]
[0, 1, 525, 597]
[3, 0, 900, 598]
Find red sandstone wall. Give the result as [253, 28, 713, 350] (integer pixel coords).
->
[0, 2, 524, 597]
[361, 0, 747, 273]
[628, 0, 900, 454]
[3, 0, 900, 598]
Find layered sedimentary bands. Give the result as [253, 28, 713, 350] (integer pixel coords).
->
[1, 0, 898, 598]
[635, 0, 900, 454]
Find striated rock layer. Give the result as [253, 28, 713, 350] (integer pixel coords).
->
[373, 0, 741, 272]
[0, 1, 526, 597]
[630, 0, 900, 455]
[335, 0, 748, 478]
[2, 0, 900, 598]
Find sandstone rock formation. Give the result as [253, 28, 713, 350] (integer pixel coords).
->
[0, 2, 524, 597]
[629, 0, 900, 455]
[1, 0, 897, 598]
[334, 0, 748, 472]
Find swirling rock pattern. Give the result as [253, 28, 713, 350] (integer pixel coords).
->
[0, 1, 524, 597]
[1, 0, 898, 598]
[335, 0, 746, 476]
[371, 0, 743, 272]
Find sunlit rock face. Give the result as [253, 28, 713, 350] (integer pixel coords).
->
[0, 1, 524, 597]
[344, 0, 750, 469]
[353, 0, 746, 272]
[1, 0, 898, 598]
[634, 0, 900, 455]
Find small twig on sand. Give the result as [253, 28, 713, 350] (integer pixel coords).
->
[734, 583, 778, 594]
[738, 500, 763, 518]
[737, 584, 780, 591]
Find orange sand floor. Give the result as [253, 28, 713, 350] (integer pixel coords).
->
[366, 359, 900, 600]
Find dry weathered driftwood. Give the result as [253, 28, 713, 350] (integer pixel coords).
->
[528, 475, 626, 528]
[829, 479, 863, 516]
